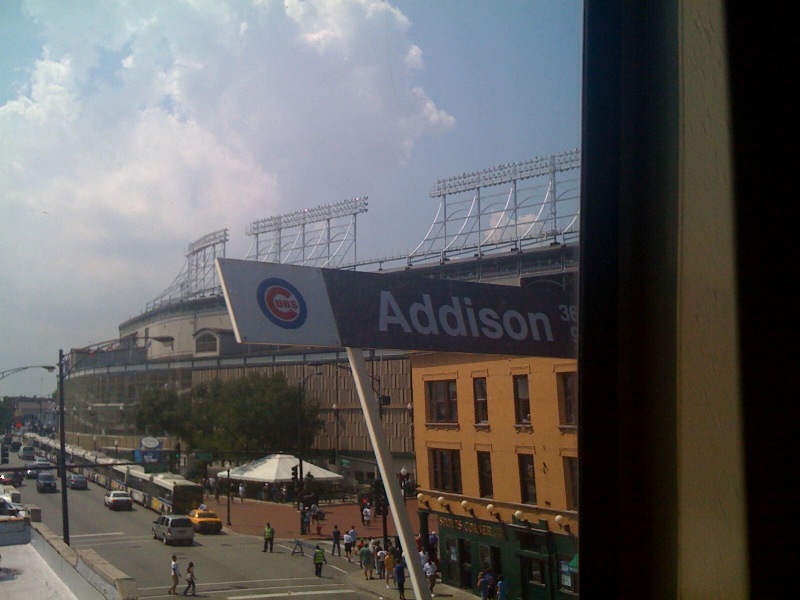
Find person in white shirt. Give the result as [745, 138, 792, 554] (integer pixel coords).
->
[343, 530, 355, 561]
[168, 554, 180, 595]
[423, 557, 438, 596]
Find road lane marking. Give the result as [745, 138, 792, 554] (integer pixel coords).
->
[227, 591, 355, 599]
[69, 532, 125, 538]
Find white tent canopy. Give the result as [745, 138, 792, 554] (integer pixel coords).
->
[218, 453, 343, 484]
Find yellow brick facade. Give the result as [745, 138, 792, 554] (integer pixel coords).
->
[411, 352, 578, 535]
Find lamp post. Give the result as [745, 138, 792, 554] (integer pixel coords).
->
[0, 364, 55, 382]
[332, 403, 340, 465]
[297, 369, 321, 490]
[57, 349, 71, 546]
[398, 466, 410, 503]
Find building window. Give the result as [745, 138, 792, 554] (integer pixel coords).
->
[513, 375, 531, 424]
[429, 448, 462, 493]
[518, 454, 538, 504]
[473, 377, 488, 423]
[426, 380, 458, 423]
[521, 555, 547, 585]
[558, 371, 578, 426]
[195, 332, 218, 354]
[477, 451, 493, 498]
[564, 456, 579, 510]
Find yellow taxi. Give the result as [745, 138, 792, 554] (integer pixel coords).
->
[187, 508, 223, 534]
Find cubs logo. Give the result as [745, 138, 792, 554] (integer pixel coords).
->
[257, 278, 308, 329]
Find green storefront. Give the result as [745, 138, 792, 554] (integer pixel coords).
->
[431, 511, 578, 599]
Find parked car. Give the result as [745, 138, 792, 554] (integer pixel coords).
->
[10, 440, 21, 452]
[187, 509, 223, 534]
[0, 471, 23, 487]
[104, 490, 133, 510]
[18, 446, 35, 461]
[66, 473, 88, 490]
[36, 472, 58, 493]
[152, 515, 195, 546]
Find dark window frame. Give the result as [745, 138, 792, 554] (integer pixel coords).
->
[429, 448, 462, 494]
[518, 453, 537, 505]
[477, 450, 493, 499]
[513, 375, 531, 425]
[473, 377, 488, 424]
[426, 379, 458, 423]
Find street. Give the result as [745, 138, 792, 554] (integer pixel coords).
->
[9, 453, 381, 599]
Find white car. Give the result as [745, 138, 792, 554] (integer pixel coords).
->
[104, 490, 133, 510]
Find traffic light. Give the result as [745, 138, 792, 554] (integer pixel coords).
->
[1, 445, 8, 464]
[291, 465, 298, 484]
[174, 442, 181, 460]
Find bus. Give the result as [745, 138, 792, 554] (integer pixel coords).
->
[25, 433, 203, 515]
[110, 463, 203, 515]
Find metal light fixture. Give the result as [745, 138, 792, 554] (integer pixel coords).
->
[555, 514, 572, 534]
[437, 496, 451, 512]
[417, 492, 430, 509]
[461, 500, 475, 516]
[486, 503, 502, 521]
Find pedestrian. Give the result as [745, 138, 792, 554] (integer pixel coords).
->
[313, 544, 327, 577]
[496, 574, 507, 600]
[262, 482, 269, 501]
[429, 530, 439, 561]
[303, 509, 312, 534]
[263, 522, 275, 552]
[423, 556, 438, 596]
[343, 529, 354, 561]
[310, 502, 320, 524]
[362, 504, 372, 526]
[477, 571, 489, 600]
[384, 548, 396, 589]
[359, 541, 374, 580]
[331, 524, 341, 556]
[394, 558, 407, 600]
[376, 544, 387, 579]
[168, 554, 180, 595]
[182, 561, 197, 596]
[238, 482, 246, 503]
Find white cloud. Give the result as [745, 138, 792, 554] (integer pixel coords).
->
[0, 0, 455, 390]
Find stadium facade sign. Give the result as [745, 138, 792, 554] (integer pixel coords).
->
[217, 258, 576, 358]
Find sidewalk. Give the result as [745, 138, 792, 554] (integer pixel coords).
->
[204, 494, 477, 599]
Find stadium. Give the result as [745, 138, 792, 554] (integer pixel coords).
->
[63, 148, 580, 475]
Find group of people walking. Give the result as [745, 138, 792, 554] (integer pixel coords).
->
[167, 554, 197, 596]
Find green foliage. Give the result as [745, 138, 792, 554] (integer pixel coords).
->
[137, 373, 324, 461]
[0, 401, 13, 431]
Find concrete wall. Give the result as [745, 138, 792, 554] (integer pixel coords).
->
[30, 522, 138, 600]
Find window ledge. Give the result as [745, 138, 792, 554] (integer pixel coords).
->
[514, 423, 533, 433]
[425, 422, 460, 431]
[558, 424, 578, 434]
[474, 423, 491, 432]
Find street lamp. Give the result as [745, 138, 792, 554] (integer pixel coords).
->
[297, 368, 321, 488]
[332, 403, 340, 465]
[397, 466, 410, 503]
[0, 364, 55, 382]
[57, 349, 71, 545]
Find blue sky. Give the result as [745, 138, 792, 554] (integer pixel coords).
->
[0, 0, 582, 397]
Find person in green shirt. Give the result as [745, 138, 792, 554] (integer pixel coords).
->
[359, 542, 374, 580]
[313, 544, 327, 577]
[263, 522, 275, 552]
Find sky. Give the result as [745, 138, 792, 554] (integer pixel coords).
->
[0, 0, 583, 398]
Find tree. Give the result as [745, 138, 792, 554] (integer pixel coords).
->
[156, 372, 324, 462]
[135, 386, 191, 439]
